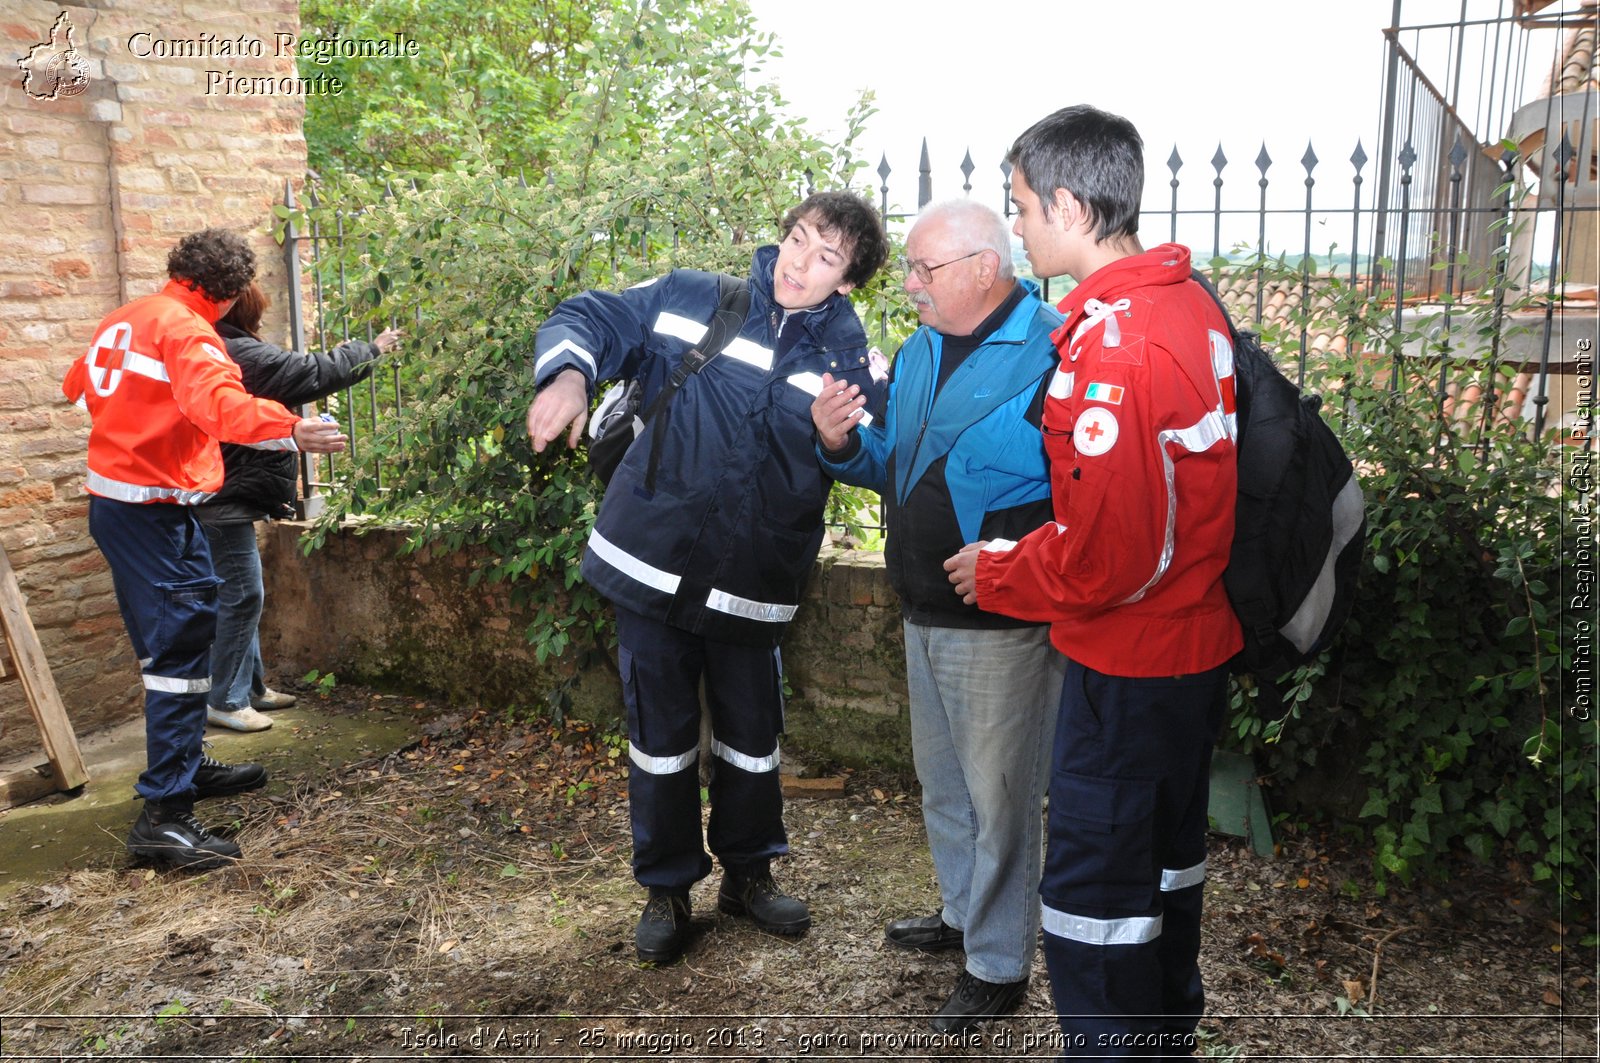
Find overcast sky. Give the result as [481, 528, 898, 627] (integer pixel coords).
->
[740, 0, 1561, 253]
[745, 0, 1396, 213]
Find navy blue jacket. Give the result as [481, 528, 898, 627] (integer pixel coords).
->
[820, 282, 1060, 627]
[533, 245, 885, 646]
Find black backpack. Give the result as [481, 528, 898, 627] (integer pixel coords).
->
[1191, 272, 1366, 679]
[586, 272, 750, 490]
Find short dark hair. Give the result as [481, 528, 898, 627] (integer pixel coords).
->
[781, 191, 888, 289]
[1007, 105, 1144, 242]
[166, 228, 257, 302]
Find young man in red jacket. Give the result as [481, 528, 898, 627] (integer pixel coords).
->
[63, 229, 347, 870]
[946, 106, 1241, 1059]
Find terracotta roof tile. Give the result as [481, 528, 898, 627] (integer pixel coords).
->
[1549, 17, 1598, 96]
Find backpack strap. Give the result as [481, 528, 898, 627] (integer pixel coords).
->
[1188, 269, 1283, 660]
[1188, 268, 1242, 343]
[642, 272, 751, 492]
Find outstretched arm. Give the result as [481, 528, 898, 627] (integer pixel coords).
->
[526, 368, 589, 453]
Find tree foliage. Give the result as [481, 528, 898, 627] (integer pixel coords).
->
[296, 0, 896, 706]
[300, 0, 631, 177]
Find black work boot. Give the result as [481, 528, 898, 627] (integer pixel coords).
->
[717, 861, 811, 936]
[930, 971, 1030, 1033]
[635, 888, 691, 964]
[126, 801, 242, 870]
[192, 754, 268, 800]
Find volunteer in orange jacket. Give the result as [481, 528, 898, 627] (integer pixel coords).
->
[62, 228, 347, 870]
[946, 107, 1241, 1060]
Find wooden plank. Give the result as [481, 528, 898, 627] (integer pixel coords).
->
[0, 545, 88, 792]
[781, 774, 847, 799]
[0, 763, 59, 810]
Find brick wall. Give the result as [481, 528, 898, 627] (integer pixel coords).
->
[0, 0, 305, 756]
[257, 527, 917, 772]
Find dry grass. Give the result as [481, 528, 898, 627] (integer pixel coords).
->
[0, 698, 1593, 1061]
[1, 757, 609, 1019]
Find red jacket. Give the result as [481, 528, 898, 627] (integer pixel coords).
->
[974, 244, 1242, 676]
[62, 280, 301, 505]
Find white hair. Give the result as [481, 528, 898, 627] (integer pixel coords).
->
[914, 198, 1015, 281]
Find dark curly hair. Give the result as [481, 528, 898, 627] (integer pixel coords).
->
[166, 228, 257, 302]
[781, 191, 888, 289]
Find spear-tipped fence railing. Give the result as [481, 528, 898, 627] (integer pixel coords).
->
[280, 128, 1595, 513]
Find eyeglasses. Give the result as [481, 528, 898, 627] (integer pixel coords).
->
[900, 249, 985, 284]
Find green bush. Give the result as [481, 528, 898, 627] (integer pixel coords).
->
[1224, 252, 1595, 903]
[296, 1, 905, 708]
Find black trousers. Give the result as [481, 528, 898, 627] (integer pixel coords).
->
[614, 605, 788, 889]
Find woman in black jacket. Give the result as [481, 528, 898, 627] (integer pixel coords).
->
[198, 282, 400, 731]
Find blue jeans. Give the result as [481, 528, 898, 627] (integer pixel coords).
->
[202, 521, 266, 711]
[89, 498, 221, 803]
[904, 620, 1064, 983]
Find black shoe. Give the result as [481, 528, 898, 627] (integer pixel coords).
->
[886, 912, 965, 952]
[192, 755, 268, 800]
[635, 889, 691, 964]
[126, 802, 242, 870]
[717, 862, 811, 936]
[929, 971, 1029, 1033]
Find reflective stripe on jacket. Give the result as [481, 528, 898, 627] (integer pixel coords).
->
[533, 245, 885, 646]
[974, 244, 1243, 675]
[62, 281, 302, 505]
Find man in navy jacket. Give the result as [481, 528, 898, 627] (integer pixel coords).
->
[526, 192, 888, 964]
[812, 199, 1064, 1031]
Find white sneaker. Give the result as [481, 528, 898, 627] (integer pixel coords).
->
[206, 706, 273, 732]
[250, 688, 298, 711]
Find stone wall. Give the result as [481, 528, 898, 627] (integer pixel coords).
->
[0, 0, 306, 756]
[257, 525, 915, 771]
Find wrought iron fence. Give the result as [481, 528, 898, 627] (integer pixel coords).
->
[279, 126, 1596, 514]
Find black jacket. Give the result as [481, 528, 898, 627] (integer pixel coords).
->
[193, 322, 378, 524]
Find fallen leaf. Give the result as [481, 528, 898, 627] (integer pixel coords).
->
[439, 939, 458, 954]
[1342, 979, 1365, 1002]
[1542, 989, 1563, 1007]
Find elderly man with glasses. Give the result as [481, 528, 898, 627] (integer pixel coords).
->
[811, 198, 1064, 1032]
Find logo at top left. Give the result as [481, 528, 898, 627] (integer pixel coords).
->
[17, 11, 91, 101]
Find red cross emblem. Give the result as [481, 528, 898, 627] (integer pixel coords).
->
[1073, 407, 1119, 456]
[86, 323, 133, 397]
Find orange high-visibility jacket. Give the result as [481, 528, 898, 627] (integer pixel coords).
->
[62, 280, 301, 505]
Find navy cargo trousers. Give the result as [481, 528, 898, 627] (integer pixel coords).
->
[89, 496, 222, 805]
[1039, 658, 1229, 1061]
[613, 605, 789, 889]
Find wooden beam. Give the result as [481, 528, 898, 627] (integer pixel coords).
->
[0, 763, 59, 808]
[0, 544, 89, 799]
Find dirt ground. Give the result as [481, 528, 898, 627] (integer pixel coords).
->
[0, 684, 1594, 1061]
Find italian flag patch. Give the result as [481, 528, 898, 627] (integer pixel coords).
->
[1084, 382, 1124, 405]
